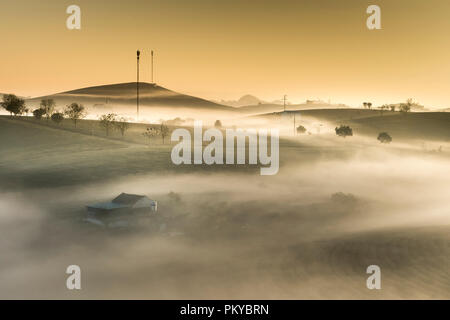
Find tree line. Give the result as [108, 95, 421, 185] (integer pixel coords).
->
[1, 94, 170, 143]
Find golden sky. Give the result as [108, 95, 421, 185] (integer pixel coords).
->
[1, 0, 449, 108]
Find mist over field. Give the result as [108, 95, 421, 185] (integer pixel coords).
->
[0, 113, 448, 299]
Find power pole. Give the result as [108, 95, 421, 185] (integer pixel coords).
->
[283, 95, 287, 112]
[294, 113, 296, 136]
[137, 50, 141, 120]
[151, 50, 154, 84]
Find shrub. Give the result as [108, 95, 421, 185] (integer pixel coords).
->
[33, 108, 46, 120]
[335, 125, 353, 137]
[377, 132, 392, 144]
[51, 112, 64, 125]
[296, 125, 307, 134]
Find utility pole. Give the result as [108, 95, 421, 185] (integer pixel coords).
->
[151, 50, 154, 84]
[294, 113, 296, 136]
[137, 50, 140, 120]
[283, 95, 287, 112]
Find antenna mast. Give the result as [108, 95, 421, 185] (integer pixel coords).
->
[137, 50, 141, 120]
[151, 50, 154, 84]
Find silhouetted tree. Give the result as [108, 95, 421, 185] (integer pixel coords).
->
[40, 99, 56, 121]
[377, 132, 392, 144]
[335, 125, 353, 137]
[390, 105, 396, 112]
[296, 125, 307, 134]
[214, 120, 222, 128]
[33, 108, 46, 120]
[363, 102, 368, 109]
[160, 123, 170, 144]
[143, 126, 160, 145]
[399, 103, 411, 114]
[51, 112, 64, 125]
[99, 113, 117, 136]
[367, 102, 372, 109]
[1, 94, 26, 117]
[64, 103, 86, 127]
[379, 104, 390, 116]
[114, 117, 130, 137]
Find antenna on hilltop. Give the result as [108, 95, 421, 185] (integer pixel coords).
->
[137, 50, 141, 120]
[151, 50, 154, 84]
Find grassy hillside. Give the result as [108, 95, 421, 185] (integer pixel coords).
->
[1, 114, 449, 299]
[24, 83, 236, 122]
[263, 109, 450, 141]
[349, 112, 450, 141]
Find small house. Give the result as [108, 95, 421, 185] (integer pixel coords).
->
[85, 193, 157, 228]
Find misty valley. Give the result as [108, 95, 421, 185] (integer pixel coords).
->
[1, 0, 450, 302]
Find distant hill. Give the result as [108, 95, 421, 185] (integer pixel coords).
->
[238, 100, 350, 115]
[1, 93, 30, 99]
[220, 94, 265, 107]
[25, 82, 236, 120]
[259, 108, 450, 141]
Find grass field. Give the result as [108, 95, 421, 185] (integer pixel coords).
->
[0, 111, 449, 299]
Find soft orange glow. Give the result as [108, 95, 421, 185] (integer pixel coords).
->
[1, 0, 449, 108]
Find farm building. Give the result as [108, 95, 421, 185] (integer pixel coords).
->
[85, 193, 157, 228]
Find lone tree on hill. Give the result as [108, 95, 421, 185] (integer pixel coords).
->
[99, 113, 117, 136]
[40, 99, 56, 121]
[160, 123, 170, 144]
[377, 132, 392, 144]
[399, 99, 413, 114]
[64, 103, 86, 127]
[379, 104, 390, 116]
[143, 126, 160, 145]
[33, 108, 46, 120]
[114, 117, 131, 137]
[296, 125, 307, 134]
[335, 125, 353, 138]
[1, 94, 26, 117]
[51, 112, 64, 125]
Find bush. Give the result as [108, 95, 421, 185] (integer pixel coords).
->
[377, 132, 392, 144]
[296, 125, 307, 134]
[51, 112, 64, 124]
[99, 113, 117, 136]
[33, 108, 46, 120]
[335, 125, 353, 137]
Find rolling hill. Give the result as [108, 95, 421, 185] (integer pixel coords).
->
[238, 101, 350, 115]
[24, 82, 236, 120]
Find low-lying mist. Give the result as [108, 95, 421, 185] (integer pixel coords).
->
[1, 143, 449, 299]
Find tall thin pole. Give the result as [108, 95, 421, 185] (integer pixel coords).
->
[137, 50, 140, 120]
[151, 50, 154, 84]
[283, 95, 287, 112]
[294, 113, 296, 135]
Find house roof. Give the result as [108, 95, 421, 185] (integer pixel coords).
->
[112, 193, 148, 205]
[87, 201, 129, 210]
[87, 193, 155, 212]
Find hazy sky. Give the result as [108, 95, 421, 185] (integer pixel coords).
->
[1, 0, 449, 108]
